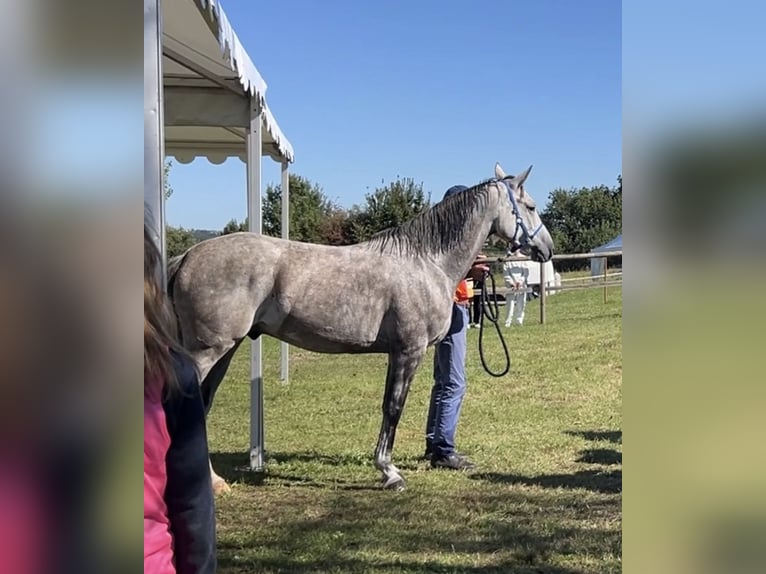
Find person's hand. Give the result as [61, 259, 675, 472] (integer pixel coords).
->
[468, 261, 490, 281]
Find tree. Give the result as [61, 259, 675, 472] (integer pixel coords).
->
[263, 174, 336, 243]
[349, 177, 431, 242]
[164, 160, 174, 199]
[318, 207, 355, 246]
[222, 218, 248, 235]
[166, 225, 197, 258]
[216, 174, 431, 247]
[540, 177, 622, 270]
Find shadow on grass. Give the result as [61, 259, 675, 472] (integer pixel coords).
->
[469, 469, 621, 494]
[210, 451, 387, 491]
[215, 485, 621, 574]
[576, 448, 621, 465]
[564, 430, 622, 444]
[217, 554, 602, 574]
[212, 439, 622, 573]
[267, 450, 370, 466]
[209, 452, 266, 486]
[266, 450, 428, 471]
[569, 430, 622, 469]
[470, 429, 622, 494]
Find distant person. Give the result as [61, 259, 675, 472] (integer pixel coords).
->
[503, 249, 530, 327]
[425, 185, 490, 470]
[144, 219, 217, 574]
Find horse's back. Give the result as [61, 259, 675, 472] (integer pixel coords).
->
[170, 232, 454, 353]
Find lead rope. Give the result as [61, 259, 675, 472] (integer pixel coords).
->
[477, 271, 511, 377]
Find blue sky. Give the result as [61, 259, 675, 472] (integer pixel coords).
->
[166, 0, 621, 230]
[623, 0, 766, 138]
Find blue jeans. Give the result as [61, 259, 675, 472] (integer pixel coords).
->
[425, 304, 468, 457]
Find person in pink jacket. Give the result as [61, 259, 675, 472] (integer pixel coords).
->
[144, 220, 216, 574]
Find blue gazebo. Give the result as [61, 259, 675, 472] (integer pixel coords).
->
[590, 234, 622, 277]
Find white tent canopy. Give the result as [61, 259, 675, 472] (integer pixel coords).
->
[162, 0, 294, 165]
[145, 0, 293, 472]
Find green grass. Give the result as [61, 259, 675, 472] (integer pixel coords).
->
[207, 286, 622, 573]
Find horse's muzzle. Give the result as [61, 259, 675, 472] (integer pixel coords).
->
[530, 245, 553, 263]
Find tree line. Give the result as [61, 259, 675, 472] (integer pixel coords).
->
[167, 166, 621, 271]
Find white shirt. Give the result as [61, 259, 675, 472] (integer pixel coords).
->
[503, 257, 530, 285]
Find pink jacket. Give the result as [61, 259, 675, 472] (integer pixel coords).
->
[144, 379, 175, 574]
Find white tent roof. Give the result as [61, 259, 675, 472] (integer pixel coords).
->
[162, 0, 294, 164]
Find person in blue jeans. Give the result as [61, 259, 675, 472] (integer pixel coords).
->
[425, 184, 490, 470]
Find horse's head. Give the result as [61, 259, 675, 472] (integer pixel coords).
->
[491, 163, 554, 262]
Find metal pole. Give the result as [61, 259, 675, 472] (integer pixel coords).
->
[144, 0, 166, 284]
[246, 100, 265, 472]
[539, 261, 546, 324]
[280, 161, 290, 384]
[602, 256, 608, 303]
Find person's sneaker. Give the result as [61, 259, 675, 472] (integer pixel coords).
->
[430, 453, 475, 470]
[421, 449, 433, 461]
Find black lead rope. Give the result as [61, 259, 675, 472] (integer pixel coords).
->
[477, 271, 511, 377]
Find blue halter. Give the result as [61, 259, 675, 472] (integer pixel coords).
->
[499, 178, 543, 248]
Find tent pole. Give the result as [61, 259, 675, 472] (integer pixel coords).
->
[246, 100, 265, 472]
[280, 161, 290, 384]
[144, 0, 166, 284]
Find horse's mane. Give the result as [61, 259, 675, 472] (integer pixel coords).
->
[362, 179, 495, 257]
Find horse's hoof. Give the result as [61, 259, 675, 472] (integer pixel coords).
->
[381, 476, 407, 491]
[212, 478, 232, 495]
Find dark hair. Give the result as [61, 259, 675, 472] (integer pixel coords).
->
[144, 216, 188, 395]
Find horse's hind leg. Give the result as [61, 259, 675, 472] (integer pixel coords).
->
[192, 341, 242, 495]
[199, 341, 242, 416]
[374, 348, 425, 490]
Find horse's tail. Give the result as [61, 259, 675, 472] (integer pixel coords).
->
[166, 251, 190, 343]
[166, 251, 187, 299]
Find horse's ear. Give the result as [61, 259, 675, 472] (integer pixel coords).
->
[516, 165, 533, 186]
[495, 163, 507, 179]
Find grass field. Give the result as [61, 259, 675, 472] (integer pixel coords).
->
[207, 285, 622, 573]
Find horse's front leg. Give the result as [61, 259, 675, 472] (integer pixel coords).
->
[374, 348, 425, 491]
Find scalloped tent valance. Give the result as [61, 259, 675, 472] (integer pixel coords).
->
[162, 0, 294, 164]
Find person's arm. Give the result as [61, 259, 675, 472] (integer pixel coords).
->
[467, 254, 490, 282]
[164, 353, 217, 574]
[507, 263, 522, 288]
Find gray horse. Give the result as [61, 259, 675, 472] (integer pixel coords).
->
[169, 163, 554, 492]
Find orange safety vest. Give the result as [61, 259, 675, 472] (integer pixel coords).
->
[454, 279, 474, 304]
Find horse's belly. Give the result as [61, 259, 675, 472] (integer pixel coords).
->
[264, 316, 384, 354]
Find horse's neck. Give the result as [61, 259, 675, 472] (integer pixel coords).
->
[435, 195, 497, 285]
